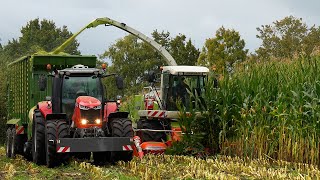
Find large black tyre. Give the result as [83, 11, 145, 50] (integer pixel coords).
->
[45, 120, 70, 168]
[6, 127, 12, 158]
[137, 119, 167, 142]
[32, 110, 46, 165]
[109, 118, 133, 163]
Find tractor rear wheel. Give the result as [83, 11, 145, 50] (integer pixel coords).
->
[109, 118, 133, 163]
[45, 120, 70, 168]
[137, 119, 167, 142]
[6, 127, 12, 158]
[32, 110, 46, 165]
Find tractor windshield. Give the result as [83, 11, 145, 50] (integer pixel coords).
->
[62, 76, 103, 119]
[166, 75, 206, 111]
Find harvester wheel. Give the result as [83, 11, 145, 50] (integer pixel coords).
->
[137, 120, 167, 142]
[32, 110, 46, 165]
[109, 118, 133, 163]
[45, 120, 70, 168]
[6, 127, 12, 158]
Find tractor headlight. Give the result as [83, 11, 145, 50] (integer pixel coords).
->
[93, 105, 102, 110]
[95, 119, 101, 124]
[81, 119, 88, 125]
[79, 104, 89, 110]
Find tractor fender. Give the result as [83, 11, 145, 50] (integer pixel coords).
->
[37, 101, 52, 119]
[46, 113, 67, 121]
[104, 102, 117, 120]
[108, 112, 129, 119]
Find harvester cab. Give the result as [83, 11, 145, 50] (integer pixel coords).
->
[134, 66, 209, 155]
[159, 66, 209, 111]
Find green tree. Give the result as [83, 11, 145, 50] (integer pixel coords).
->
[4, 18, 80, 59]
[152, 30, 199, 65]
[102, 35, 160, 97]
[102, 30, 199, 96]
[302, 26, 320, 56]
[0, 49, 10, 143]
[197, 26, 248, 73]
[170, 34, 200, 65]
[255, 16, 320, 59]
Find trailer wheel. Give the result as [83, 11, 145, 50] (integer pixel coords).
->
[11, 128, 27, 157]
[137, 119, 167, 142]
[6, 127, 12, 158]
[109, 118, 133, 163]
[45, 120, 70, 168]
[11, 128, 17, 158]
[32, 110, 46, 165]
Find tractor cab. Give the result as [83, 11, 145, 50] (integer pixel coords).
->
[49, 64, 123, 131]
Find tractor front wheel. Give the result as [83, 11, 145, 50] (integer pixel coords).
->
[45, 120, 70, 168]
[32, 110, 46, 165]
[109, 118, 133, 163]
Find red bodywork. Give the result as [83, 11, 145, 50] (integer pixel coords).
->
[104, 102, 117, 121]
[72, 96, 102, 128]
[38, 97, 119, 129]
[38, 101, 52, 118]
[132, 127, 183, 158]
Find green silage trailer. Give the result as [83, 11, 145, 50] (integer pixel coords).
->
[6, 54, 97, 154]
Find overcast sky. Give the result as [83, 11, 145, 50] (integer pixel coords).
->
[1, 0, 319, 56]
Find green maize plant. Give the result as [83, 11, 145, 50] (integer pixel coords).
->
[204, 57, 320, 166]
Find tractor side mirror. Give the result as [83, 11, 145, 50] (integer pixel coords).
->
[39, 75, 47, 91]
[146, 71, 156, 83]
[45, 96, 52, 101]
[115, 76, 124, 90]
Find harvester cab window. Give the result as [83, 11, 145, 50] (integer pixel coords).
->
[167, 75, 206, 111]
[62, 76, 103, 120]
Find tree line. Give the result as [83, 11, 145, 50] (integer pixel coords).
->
[0, 16, 320, 143]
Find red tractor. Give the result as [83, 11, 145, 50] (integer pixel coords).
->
[25, 64, 133, 167]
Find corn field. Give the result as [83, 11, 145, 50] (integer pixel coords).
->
[203, 57, 320, 166]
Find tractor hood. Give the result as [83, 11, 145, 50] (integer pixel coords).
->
[75, 96, 101, 109]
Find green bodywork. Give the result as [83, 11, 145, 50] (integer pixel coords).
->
[6, 53, 97, 138]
